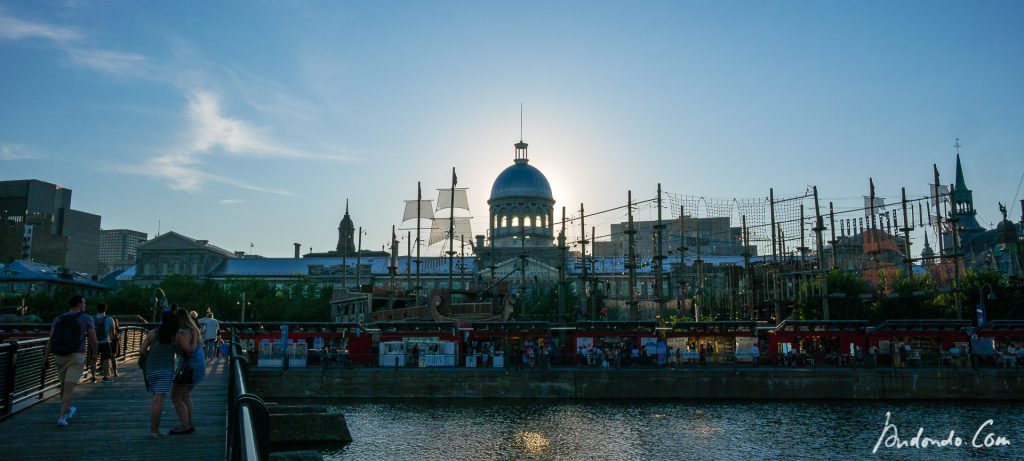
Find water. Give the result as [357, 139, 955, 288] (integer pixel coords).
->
[318, 400, 1024, 461]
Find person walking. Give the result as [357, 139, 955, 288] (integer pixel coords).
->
[43, 295, 97, 427]
[170, 308, 206, 435]
[93, 303, 116, 383]
[198, 309, 220, 362]
[140, 311, 178, 437]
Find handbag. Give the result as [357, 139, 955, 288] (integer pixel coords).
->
[173, 359, 195, 385]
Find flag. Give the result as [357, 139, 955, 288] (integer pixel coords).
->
[452, 168, 458, 187]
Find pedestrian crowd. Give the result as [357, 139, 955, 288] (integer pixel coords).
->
[43, 295, 219, 437]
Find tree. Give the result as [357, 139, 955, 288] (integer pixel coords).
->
[794, 269, 871, 320]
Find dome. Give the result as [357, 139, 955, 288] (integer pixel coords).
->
[489, 159, 553, 201]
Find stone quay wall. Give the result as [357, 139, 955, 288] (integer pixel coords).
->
[248, 368, 1024, 400]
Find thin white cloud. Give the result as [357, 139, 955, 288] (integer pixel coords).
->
[186, 90, 356, 162]
[115, 153, 206, 193]
[67, 48, 147, 75]
[0, 144, 39, 160]
[219, 199, 246, 206]
[0, 12, 80, 42]
[114, 152, 297, 197]
[208, 174, 297, 197]
[0, 10, 144, 77]
[188, 90, 290, 157]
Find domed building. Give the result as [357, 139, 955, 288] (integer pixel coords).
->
[488, 140, 555, 248]
[475, 139, 560, 286]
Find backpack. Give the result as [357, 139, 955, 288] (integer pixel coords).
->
[52, 312, 84, 355]
[95, 314, 109, 342]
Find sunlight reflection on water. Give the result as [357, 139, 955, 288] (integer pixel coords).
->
[318, 400, 1024, 461]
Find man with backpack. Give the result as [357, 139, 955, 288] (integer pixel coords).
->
[42, 295, 98, 427]
[94, 303, 116, 383]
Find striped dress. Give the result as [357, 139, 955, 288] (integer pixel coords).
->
[145, 340, 176, 394]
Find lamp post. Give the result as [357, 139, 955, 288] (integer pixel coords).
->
[151, 287, 168, 322]
[237, 292, 249, 323]
[977, 283, 996, 326]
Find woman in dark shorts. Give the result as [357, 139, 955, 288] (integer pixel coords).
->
[140, 311, 177, 437]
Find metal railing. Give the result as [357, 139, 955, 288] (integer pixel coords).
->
[0, 325, 148, 419]
[227, 342, 270, 461]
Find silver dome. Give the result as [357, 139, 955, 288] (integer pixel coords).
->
[489, 159, 553, 201]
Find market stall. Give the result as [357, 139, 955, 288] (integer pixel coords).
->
[769, 320, 869, 367]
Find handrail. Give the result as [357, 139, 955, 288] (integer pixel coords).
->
[0, 325, 148, 420]
[227, 336, 269, 461]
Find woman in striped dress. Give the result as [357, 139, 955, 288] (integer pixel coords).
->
[140, 310, 177, 437]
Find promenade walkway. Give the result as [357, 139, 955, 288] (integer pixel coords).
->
[0, 357, 228, 461]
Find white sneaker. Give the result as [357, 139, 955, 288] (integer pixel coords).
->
[57, 417, 68, 427]
[66, 406, 76, 421]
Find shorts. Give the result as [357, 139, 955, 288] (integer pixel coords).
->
[98, 343, 113, 360]
[55, 353, 85, 385]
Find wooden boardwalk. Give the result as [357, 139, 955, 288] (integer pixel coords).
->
[0, 357, 228, 461]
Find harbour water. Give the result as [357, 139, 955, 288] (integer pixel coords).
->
[320, 400, 1024, 460]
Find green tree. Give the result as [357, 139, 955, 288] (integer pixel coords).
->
[874, 273, 947, 321]
[794, 269, 871, 320]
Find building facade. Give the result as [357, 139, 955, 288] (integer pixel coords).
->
[0, 179, 102, 274]
[99, 229, 148, 274]
[132, 231, 236, 285]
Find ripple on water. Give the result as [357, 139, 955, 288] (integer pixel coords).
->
[317, 400, 1024, 461]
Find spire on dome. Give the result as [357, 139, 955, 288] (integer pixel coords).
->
[515, 103, 528, 163]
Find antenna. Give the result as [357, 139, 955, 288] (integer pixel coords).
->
[520, 102, 523, 141]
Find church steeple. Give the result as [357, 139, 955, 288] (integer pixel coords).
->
[921, 231, 935, 265]
[337, 199, 356, 254]
[950, 139, 983, 234]
[954, 150, 969, 193]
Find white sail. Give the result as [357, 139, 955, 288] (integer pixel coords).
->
[436, 188, 471, 212]
[402, 200, 434, 222]
[429, 217, 473, 245]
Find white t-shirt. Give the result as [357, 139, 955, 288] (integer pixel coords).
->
[199, 317, 220, 341]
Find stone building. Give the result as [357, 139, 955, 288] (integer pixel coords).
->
[132, 231, 236, 285]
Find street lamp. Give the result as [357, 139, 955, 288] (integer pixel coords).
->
[151, 287, 168, 323]
[237, 292, 249, 323]
[977, 283, 996, 326]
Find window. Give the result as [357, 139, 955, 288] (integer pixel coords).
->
[511, 217, 519, 227]
[501, 216, 507, 227]
[536, 215, 542, 228]
[493, 215, 498, 228]
[524, 216, 532, 227]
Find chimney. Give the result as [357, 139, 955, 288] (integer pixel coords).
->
[294, 243, 301, 259]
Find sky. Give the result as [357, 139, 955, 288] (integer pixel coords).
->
[1, 1, 1023, 260]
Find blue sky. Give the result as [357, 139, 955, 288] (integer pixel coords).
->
[1, 1, 1022, 259]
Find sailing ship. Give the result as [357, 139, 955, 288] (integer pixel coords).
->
[341, 170, 512, 326]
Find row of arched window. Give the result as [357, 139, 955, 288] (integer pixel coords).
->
[494, 214, 549, 228]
